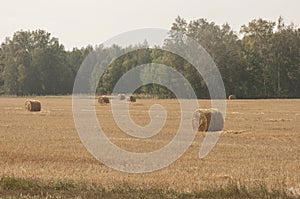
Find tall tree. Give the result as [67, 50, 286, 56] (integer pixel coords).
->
[0, 30, 69, 95]
[240, 19, 276, 98]
[169, 17, 246, 98]
[268, 18, 300, 97]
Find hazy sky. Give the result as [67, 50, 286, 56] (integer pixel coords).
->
[1, 0, 299, 49]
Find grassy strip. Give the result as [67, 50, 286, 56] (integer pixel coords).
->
[0, 176, 298, 199]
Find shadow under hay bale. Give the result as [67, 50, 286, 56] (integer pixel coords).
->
[192, 109, 224, 132]
[228, 95, 236, 100]
[127, 95, 136, 102]
[25, 99, 41, 112]
[98, 96, 110, 104]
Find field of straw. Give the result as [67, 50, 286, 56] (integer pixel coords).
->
[0, 97, 299, 197]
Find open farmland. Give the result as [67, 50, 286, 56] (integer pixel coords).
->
[0, 97, 299, 198]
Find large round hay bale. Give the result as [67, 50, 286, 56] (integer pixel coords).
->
[118, 94, 126, 100]
[192, 109, 224, 132]
[127, 95, 136, 102]
[25, 99, 41, 112]
[228, 95, 236, 100]
[98, 96, 110, 104]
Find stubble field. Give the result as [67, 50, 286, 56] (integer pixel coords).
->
[0, 97, 299, 197]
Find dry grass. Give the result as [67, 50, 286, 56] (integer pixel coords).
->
[0, 176, 296, 198]
[0, 97, 300, 197]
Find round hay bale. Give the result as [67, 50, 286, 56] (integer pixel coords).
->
[192, 109, 224, 132]
[118, 94, 126, 100]
[228, 95, 236, 100]
[25, 99, 41, 112]
[127, 95, 136, 102]
[98, 96, 110, 104]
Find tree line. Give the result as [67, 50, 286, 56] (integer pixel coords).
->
[0, 16, 299, 98]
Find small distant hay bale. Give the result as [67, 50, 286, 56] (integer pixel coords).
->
[25, 99, 41, 112]
[127, 95, 136, 102]
[118, 94, 126, 100]
[98, 96, 110, 104]
[192, 109, 224, 132]
[228, 95, 236, 100]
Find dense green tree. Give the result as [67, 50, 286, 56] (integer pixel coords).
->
[0, 30, 71, 95]
[1, 32, 31, 95]
[240, 19, 276, 98]
[67, 45, 93, 79]
[0, 48, 4, 94]
[0, 16, 299, 98]
[168, 17, 246, 98]
[268, 19, 300, 97]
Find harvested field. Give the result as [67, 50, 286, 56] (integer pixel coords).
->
[0, 97, 299, 197]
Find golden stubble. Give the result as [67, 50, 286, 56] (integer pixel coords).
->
[0, 97, 299, 191]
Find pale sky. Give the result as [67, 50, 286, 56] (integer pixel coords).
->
[1, 0, 299, 50]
